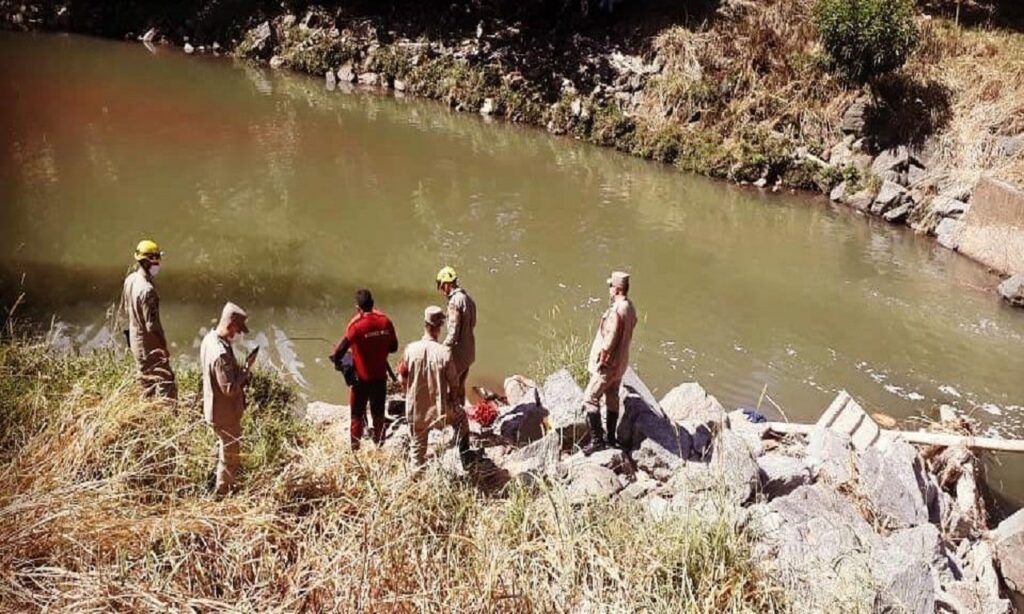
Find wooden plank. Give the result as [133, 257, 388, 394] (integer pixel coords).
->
[765, 422, 1024, 454]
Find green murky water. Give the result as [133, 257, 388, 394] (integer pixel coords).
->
[2, 32, 1022, 500]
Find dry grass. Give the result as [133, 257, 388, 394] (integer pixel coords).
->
[0, 338, 786, 612]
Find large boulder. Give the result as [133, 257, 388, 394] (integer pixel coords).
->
[871, 549, 935, 614]
[756, 453, 812, 499]
[669, 429, 759, 505]
[659, 382, 727, 425]
[857, 439, 931, 529]
[542, 369, 588, 442]
[871, 146, 910, 176]
[993, 508, 1024, 604]
[871, 180, 908, 215]
[238, 21, 276, 60]
[936, 217, 965, 250]
[841, 96, 869, 135]
[495, 402, 547, 444]
[504, 375, 540, 407]
[760, 483, 880, 609]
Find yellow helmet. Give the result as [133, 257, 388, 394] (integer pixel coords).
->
[435, 266, 458, 285]
[134, 239, 163, 262]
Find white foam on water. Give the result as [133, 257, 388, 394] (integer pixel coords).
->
[978, 403, 1002, 416]
[938, 384, 961, 398]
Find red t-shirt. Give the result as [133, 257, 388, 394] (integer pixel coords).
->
[336, 310, 398, 382]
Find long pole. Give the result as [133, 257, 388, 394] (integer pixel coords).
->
[766, 422, 1024, 454]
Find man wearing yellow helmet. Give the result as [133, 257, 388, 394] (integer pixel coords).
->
[436, 266, 476, 410]
[121, 239, 177, 400]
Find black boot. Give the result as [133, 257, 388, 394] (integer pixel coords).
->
[582, 412, 606, 456]
[458, 433, 475, 469]
[606, 411, 619, 448]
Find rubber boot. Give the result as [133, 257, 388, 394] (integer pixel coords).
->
[458, 434, 475, 469]
[606, 411, 619, 448]
[582, 412, 606, 456]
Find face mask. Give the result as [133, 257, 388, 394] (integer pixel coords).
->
[148, 264, 161, 277]
[230, 332, 246, 346]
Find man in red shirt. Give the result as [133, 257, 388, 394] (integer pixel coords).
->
[329, 289, 399, 449]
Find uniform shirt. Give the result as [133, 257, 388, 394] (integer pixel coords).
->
[398, 335, 459, 429]
[200, 329, 247, 425]
[444, 287, 477, 371]
[121, 267, 166, 363]
[588, 296, 637, 381]
[331, 310, 398, 383]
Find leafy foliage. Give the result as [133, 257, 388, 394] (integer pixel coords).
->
[814, 0, 919, 83]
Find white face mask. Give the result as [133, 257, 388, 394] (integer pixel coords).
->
[230, 331, 246, 346]
[148, 264, 161, 277]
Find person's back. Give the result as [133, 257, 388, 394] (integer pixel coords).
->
[403, 336, 454, 426]
[200, 328, 245, 424]
[345, 309, 398, 383]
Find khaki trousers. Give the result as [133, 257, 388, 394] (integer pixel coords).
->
[211, 418, 241, 495]
[582, 370, 621, 416]
[409, 408, 470, 469]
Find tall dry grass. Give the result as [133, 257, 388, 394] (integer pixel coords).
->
[0, 338, 786, 612]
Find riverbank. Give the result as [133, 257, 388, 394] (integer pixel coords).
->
[2, 1, 1024, 292]
[3, 335, 1024, 611]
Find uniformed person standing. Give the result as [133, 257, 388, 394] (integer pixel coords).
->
[121, 239, 177, 400]
[582, 271, 637, 456]
[435, 266, 476, 410]
[398, 306, 471, 470]
[200, 302, 254, 496]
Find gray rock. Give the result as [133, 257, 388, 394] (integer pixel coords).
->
[871, 146, 910, 176]
[848, 188, 875, 211]
[669, 429, 759, 504]
[997, 274, 1024, 308]
[358, 72, 379, 86]
[883, 524, 956, 584]
[632, 436, 685, 481]
[830, 180, 848, 203]
[857, 440, 930, 529]
[183, 43, 195, 54]
[959, 540, 1003, 597]
[883, 202, 911, 223]
[727, 408, 768, 456]
[480, 98, 496, 115]
[325, 69, 336, 90]
[619, 471, 658, 499]
[303, 401, 348, 425]
[393, 79, 407, 92]
[871, 550, 935, 614]
[841, 96, 869, 135]
[935, 218, 964, 250]
[564, 447, 629, 474]
[500, 432, 561, 477]
[542, 369, 588, 442]
[761, 483, 879, 607]
[336, 63, 356, 83]
[872, 181, 908, 214]
[757, 453, 812, 499]
[620, 367, 663, 417]
[993, 508, 1024, 602]
[807, 428, 856, 484]
[566, 464, 620, 504]
[659, 382, 727, 425]
[242, 21, 275, 60]
[932, 195, 969, 218]
[269, 55, 285, 69]
[939, 581, 1012, 614]
[995, 134, 1024, 158]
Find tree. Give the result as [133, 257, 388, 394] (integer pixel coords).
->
[814, 0, 920, 83]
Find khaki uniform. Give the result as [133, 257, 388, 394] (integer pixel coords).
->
[200, 329, 248, 495]
[401, 335, 468, 467]
[583, 297, 637, 415]
[443, 287, 476, 408]
[122, 267, 177, 399]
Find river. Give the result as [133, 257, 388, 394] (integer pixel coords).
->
[1, 32, 1022, 503]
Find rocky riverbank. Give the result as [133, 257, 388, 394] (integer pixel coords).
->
[307, 367, 1024, 612]
[3, 1, 1024, 299]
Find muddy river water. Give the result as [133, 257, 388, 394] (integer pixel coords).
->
[1, 33, 1022, 501]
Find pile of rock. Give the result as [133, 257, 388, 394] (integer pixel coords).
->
[463, 369, 1022, 613]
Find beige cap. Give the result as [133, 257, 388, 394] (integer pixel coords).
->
[607, 271, 630, 290]
[220, 301, 250, 333]
[424, 305, 446, 327]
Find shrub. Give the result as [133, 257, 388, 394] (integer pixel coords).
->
[813, 0, 919, 83]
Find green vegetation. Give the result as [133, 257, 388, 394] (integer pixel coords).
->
[0, 336, 786, 610]
[814, 0, 920, 83]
